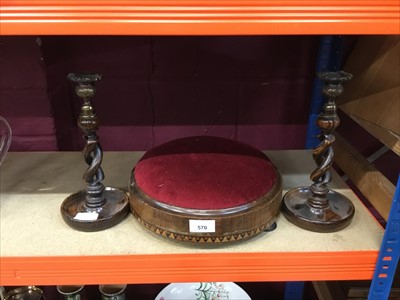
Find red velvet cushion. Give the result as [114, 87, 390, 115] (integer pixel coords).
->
[134, 136, 278, 210]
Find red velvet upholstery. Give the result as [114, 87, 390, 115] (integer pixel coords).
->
[134, 136, 278, 210]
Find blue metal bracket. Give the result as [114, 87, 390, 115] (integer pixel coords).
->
[305, 35, 343, 149]
[368, 175, 400, 300]
[284, 282, 304, 300]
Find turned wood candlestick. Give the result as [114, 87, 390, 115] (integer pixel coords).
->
[60, 73, 129, 232]
[282, 71, 355, 232]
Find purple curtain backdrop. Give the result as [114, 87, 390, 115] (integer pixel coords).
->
[1, 36, 321, 151]
[0, 36, 57, 151]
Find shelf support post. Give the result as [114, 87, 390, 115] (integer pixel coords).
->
[368, 175, 400, 300]
[284, 282, 304, 300]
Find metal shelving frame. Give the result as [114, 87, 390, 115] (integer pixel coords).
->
[0, 2, 399, 299]
[304, 36, 399, 300]
[369, 176, 400, 300]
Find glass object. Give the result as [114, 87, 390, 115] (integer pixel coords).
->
[0, 116, 12, 165]
[56, 285, 85, 300]
[4, 286, 45, 300]
[99, 284, 127, 300]
[1, 286, 7, 300]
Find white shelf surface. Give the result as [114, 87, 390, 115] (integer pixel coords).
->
[0, 150, 383, 257]
[0, 150, 384, 285]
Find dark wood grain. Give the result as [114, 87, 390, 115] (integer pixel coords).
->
[129, 173, 282, 244]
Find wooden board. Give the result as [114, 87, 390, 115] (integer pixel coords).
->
[333, 133, 395, 221]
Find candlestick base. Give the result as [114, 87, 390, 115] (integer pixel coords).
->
[282, 187, 355, 232]
[61, 187, 129, 232]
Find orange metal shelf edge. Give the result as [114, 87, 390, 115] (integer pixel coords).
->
[0, 251, 378, 286]
[1, 21, 399, 35]
[1, 0, 399, 35]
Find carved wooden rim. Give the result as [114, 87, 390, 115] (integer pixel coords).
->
[129, 172, 282, 243]
[132, 211, 277, 243]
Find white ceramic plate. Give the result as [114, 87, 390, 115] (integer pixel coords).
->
[155, 282, 251, 300]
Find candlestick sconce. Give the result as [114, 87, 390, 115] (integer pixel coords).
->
[60, 73, 129, 232]
[282, 71, 355, 232]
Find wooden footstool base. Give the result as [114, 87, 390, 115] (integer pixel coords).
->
[129, 136, 282, 244]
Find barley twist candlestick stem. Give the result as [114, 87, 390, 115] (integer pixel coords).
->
[282, 71, 355, 232]
[61, 73, 129, 232]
